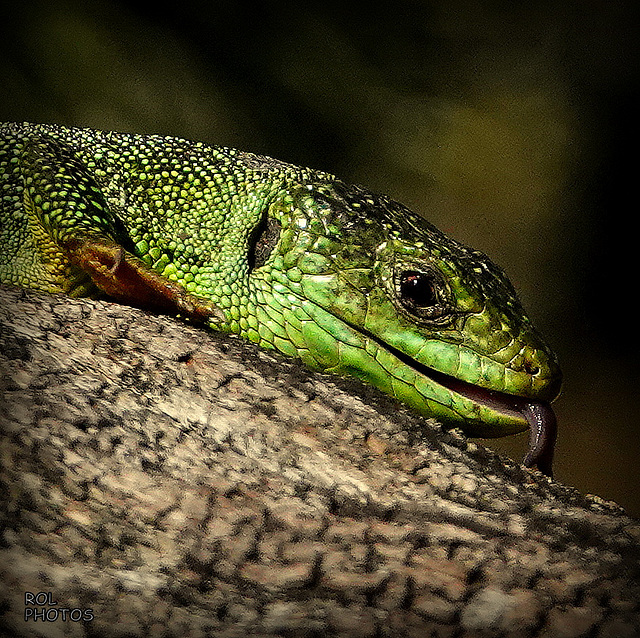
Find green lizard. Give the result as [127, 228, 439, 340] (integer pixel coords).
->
[0, 123, 562, 475]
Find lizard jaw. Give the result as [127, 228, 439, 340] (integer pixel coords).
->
[421, 364, 558, 476]
[296, 298, 561, 476]
[388, 342, 559, 476]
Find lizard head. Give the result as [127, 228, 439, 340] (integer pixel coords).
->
[232, 176, 562, 472]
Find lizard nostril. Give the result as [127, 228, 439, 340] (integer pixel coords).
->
[523, 360, 540, 375]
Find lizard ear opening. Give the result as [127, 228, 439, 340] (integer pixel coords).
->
[247, 213, 281, 271]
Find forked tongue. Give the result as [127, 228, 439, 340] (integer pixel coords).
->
[520, 401, 557, 477]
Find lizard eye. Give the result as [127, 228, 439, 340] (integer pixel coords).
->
[395, 268, 449, 321]
[248, 214, 281, 271]
[399, 270, 437, 308]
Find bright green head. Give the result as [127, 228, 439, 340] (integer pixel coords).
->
[229, 177, 561, 438]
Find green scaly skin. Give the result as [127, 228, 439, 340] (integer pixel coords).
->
[0, 123, 562, 472]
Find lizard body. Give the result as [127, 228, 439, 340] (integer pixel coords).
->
[0, 123, 562, 473]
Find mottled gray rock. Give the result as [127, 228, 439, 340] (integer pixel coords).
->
[1, 285, 639, 638]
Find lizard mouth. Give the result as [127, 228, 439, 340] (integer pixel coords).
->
[416, 361, 557, 476]
[373, 335, 560, 476]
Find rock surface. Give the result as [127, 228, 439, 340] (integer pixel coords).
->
[1, 285, 639, 637]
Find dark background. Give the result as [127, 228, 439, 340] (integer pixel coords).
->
[2, 1, 638, 516]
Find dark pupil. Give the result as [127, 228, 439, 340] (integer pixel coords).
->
[399, 271, 437, 307]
